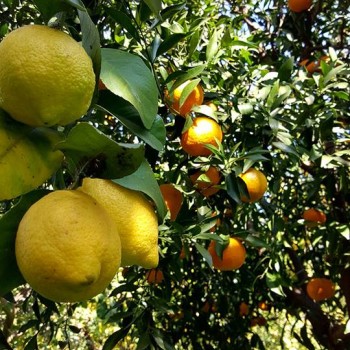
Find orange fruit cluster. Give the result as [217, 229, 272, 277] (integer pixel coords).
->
[299, 56, 330, 74]
[146, 269, 164, 285]
[208, 237, 246, 271]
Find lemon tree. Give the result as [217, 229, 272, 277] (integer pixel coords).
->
[0, 0, 349, 349]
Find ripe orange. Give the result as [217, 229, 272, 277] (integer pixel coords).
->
[160, 183, 183, 221]
[288, 0, 312, 12]
[190, 166, 221, 197]
[302, 208, 327, 227]
[299, 56, 330, 74]
[181, 117, 223, 157]
[165, 80, 204, 117]
[258, 301, 269, 311]
[146, 269, 164, 285]
[239, 168, 268, 203]
[208, 237, 246, 271]
[306, 278, 335, 301]
[239, 302, 250, 316]
[250, 316, 267, 327]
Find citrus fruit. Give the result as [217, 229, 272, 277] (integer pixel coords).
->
[302, 208, 327, 227]
[78, 178, 159, 269]
[239, 302, 250, 316]
[146, 269, 164, 284]
[306, 278, 335, 301]
[288, 0, 312, 12]
[181, 117, 223, 156]
[250, 316, 267, 327]
[208, 237, 246, 271]
[0, 25, 95, 127]
[258, 301, 269, 311]
[165, 80, 204, 117]
[239, 168, 268, 203]
[299, 56, 330, 74]
[15, 190, 121, 302]
[190, 166, 221, 197]
[160, 183, 183, 221]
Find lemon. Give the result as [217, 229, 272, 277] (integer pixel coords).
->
[0, 25, 95, 127]
[78, 178, 159, 269]
[15, 190, 121, 302]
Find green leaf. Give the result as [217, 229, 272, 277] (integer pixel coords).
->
[0, 190, 49, 296]
[156, 33, 187, 57]
[78, 9, 101, 78]
[225, 173, 243, 204]
[142, 0, 162, 17]
[100, 48, 158, 129]
[32, 0, 69, 22]
[98, 91, 166, 151]
[57, 122, 144, 179]
[63, 0, 85, 11]
[0, 111, 64, 201]
[102, 325, 132, 350]
[104, 8, 140, 42]
[113, 160, 167, 221]
[244, 234, 269, 249]
[278, 57, 294, 81]
[166, 65, 206, 87]
[195, 242, 213, 268]
[206, 28, 219, 62]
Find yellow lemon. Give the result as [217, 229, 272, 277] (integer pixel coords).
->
[15, 190, 121, 302]
[78, 178, 159, 269]
[0, 25, 95, 126]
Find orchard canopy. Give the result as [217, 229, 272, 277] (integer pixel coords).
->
[0, 0, 349, 349]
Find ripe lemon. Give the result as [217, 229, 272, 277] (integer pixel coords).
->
[239, 168, 268, 203]
[78, 178, 159, 269]
[0, 25, 95, 126]
[15, 190, 121, 302]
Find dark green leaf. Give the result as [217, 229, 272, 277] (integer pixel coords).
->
[63, 0, 85, 11]
[195, 242, 213, 268]
[32, 0, 69, 22]
[102, 325, 131, 350]
[157, 33, 187, 57]
[225, 173, 243, 204]
[98, 91, 166, 151]
[114, 160, 167, 221]
[0, 330, 13, 350]
[57, 122, 144, 179]
[142, 0, 162, 17]
[278, 57, 294, 81]
[206, 28, 219, 62]
[100, 48, 158, 129]
[24, 335, 38, 350]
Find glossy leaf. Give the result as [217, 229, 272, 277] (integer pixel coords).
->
[100, 48, 158, 129]
[56, 122, 144, 179]
[98, 91, 166, 151]
[113, 160, 167, 221]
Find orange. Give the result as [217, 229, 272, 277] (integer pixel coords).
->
[299, 56, 330, 74]
[146, 269, 164, 285]
[239, 302, 250, 316]
[160, 184, 183, 221]
[165, 80, 204, 117]
[239, 168, 268, 203]
[190, 166, 221, 197]
[181, 117, 223, 156]
[250, 316, 267, 327]
[258, 301, 269, 311]
[306, 278, 335, 301]
[302, 208, 326, 227]
[208, 237, 246, 271]
[288, 0, 312, 12]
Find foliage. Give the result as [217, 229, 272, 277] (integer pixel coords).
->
[0, 0, 349, 349]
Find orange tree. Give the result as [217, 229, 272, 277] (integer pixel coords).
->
[0, 0, 349, 349]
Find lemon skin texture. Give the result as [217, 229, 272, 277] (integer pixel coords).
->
[15, 190, 121, 302]
[0, 25, 95, 127]
[78, 178, 159, 269]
